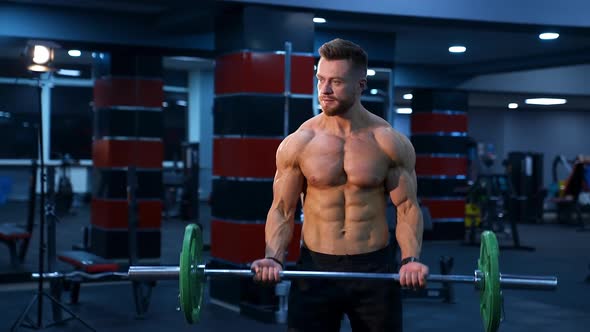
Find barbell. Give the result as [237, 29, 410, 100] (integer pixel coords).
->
[128, 224, 558, 332]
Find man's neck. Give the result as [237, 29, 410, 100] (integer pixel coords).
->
[320, 104, 367, 136]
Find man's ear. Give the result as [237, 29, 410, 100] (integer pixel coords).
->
[359, 78, 367, 91]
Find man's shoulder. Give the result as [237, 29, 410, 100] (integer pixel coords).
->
[288, 125, 315, 144]
[287, 115, 320, 142]
[372, 121, 400, 142]
[371, 121, 413, 161]
[278, 123, 315, 155]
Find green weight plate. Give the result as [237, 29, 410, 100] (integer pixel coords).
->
[179, 224, 204, 324]
[478, 231, 501, 332]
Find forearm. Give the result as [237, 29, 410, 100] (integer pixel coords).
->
[395, 202, 423, 259]
[264, 207, 294, 263]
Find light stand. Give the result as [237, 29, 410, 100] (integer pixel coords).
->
[11, 42, 95, 332]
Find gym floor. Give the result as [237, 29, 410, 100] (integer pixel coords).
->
[0, 200, 588, 332]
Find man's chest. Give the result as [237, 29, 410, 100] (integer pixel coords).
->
[299, 134, 390, 188]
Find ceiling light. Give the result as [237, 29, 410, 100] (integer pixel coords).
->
[403, 93, 413, 100]
[313, 17, 326, 24]
[539, 32, 559, 40]
[508, 103, 518, 109]
[396, 108, 413, 114]
[68, 50, 81, 57]
[525, 98, 567, 105]
[176, 100, 188, 107]
[367, 69, 376, 76]
[449, 46, 466, 53]
[370, 89, 378, 95]
[57, 69, 81, 77]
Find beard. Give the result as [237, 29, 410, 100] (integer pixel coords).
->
[320, 97, 355, 116]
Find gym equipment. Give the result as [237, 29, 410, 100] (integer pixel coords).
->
[0, 159, 38, 268]
[127, 166, 155, 317]
[128, 224, 558, 332]
[55, 167, 154, 318]
[179, 142, 200, 221]
[506, 152, 545, 224]
[54, 154, 75, 217]
[464, 174, 535, 251]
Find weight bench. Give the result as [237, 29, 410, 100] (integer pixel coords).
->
[57, 250, 120, 303]
[0, 224, 32, 268]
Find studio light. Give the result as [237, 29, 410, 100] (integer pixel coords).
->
[24, 41, 59, 73]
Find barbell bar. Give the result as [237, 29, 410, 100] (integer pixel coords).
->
[127, 224, 558, 332]
[128, 265, 557, 290]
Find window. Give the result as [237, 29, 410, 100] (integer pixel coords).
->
[0, 84, 40, 159]
[50, 86, 93, 160]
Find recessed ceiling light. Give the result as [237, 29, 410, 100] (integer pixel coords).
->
[403, 93, 413, 100]
[508, 103, 519, 109]
[367, 69, 376, 76]
[449, 46, 466, 53]
[57, 69, 81, 77]
[396, 108, 413, 114]
[68, 50, 81, 57]
[539, 32, 559, 40]
[525, 98, 567, 105]
[370, 89, 378, 95]
[313, 17, 326, 24]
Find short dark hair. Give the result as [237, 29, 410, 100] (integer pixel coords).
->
[318, 38, 368, 75]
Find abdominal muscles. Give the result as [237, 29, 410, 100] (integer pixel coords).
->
[301, 185, 390, 255]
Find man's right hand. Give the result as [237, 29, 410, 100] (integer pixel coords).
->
[250, 258, 283, 283]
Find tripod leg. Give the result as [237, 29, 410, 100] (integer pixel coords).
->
[42, 293, 97, 332]
[10, 294, 39, 332]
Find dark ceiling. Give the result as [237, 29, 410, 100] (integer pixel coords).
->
[2, 0, 590, 110]
[4, 0, 590, 72]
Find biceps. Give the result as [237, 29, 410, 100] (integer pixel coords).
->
[272, 168, 305, 213]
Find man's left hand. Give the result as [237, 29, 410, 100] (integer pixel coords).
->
[399, 262, 429, 289]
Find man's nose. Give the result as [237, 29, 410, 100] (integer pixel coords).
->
[320, 83, 333, 94]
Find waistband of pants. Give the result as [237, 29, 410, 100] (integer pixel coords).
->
[300, 242, 394, 267]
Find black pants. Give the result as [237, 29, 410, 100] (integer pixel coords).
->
[287, 244, 402, 332]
